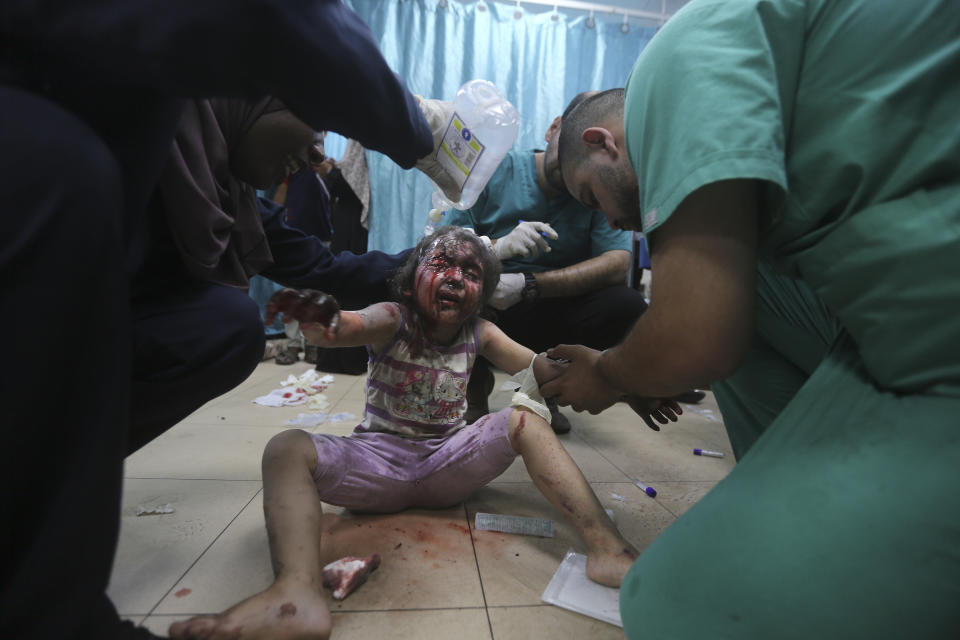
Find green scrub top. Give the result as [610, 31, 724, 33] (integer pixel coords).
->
[625, 0, 960, 395]
[443, 150, 631, 274]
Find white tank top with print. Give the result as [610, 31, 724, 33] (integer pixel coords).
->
[356, 305, 479, 438]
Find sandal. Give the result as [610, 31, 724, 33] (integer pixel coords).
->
[263, 338, 287, 361]
[275, 346, 301, 365]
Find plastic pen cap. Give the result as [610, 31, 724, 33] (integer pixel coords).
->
[633, 479, 657, 498]
[693, 448, 725, 458]
[518, 219, 549, 238]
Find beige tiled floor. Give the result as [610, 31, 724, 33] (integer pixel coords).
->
[111, 359, 733, 638]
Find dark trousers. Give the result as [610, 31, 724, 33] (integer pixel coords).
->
[0, 85, 131, 639]
[496, 284, 647, 352]
[0, 85, 266, 638]
[470, 284, 648, 398]
[129, 278, 266, 453]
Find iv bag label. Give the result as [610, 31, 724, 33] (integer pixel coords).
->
[437, 112, 484, 190]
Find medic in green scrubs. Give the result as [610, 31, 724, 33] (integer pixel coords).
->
[541, 0, 960, 637]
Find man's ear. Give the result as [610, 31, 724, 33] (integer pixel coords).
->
[582, 127, 620, 158]
[544, 116, 562, 142]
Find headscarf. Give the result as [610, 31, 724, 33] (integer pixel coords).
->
[157, 97, 284, 289]
[337, 139, 371, 229]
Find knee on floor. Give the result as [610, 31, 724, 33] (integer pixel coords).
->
[210, 290, 267, 384]
[263, 429, 316, 469]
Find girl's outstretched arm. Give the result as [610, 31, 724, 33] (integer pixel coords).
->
[477, 319, 565, 385]
[302, 301, 403, 349]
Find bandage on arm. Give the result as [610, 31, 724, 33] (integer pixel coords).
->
[508, 354, 552, 424]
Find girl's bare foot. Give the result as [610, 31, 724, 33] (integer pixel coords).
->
[586, 542, 639, 588]
[168, 578, 331, 640]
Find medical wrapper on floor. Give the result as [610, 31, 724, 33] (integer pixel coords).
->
[474, 512, 554, 537]
[541, 549, 623, 627]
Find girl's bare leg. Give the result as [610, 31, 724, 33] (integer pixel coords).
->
[168, 430, 332, 640]
[509, 408, 638, 587]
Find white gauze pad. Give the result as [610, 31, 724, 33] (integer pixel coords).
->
[508, 354, 551, 424]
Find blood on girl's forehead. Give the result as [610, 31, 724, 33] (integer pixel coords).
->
[420, 237, 482, 273]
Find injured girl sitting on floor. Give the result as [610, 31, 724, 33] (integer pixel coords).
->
[168, 227, 679, 640]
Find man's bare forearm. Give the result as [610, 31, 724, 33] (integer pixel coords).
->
[596, 309, 713, 398]
[596, 180, 761, 399]
[534, 250, 630, 298]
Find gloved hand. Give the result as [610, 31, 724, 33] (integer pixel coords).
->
[413, 95, 463, 203]
[489, 272, 525, 310]
[493, 221, 558, 260]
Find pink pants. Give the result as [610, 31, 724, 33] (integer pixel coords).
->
[309, 407, 516, 513]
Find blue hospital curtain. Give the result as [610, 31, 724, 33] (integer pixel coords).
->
[340, 0, 659, 253]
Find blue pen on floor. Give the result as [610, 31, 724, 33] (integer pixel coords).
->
[633, 479, 657, 498]
[519, 219, 549, 238]
[694, 448, 725, 458]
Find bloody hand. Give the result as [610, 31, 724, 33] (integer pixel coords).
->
[264, 288, 340, 327]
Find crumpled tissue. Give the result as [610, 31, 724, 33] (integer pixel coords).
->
[254, 370, 334, 407]
[286, 412, 329, 427]
[136, 503, 175, 516]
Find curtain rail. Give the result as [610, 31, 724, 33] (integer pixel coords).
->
[480, 0, 672, 23]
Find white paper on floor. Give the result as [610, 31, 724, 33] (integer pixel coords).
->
[285, 412, 328, 427]
[542, 549, 622, 628]
[254, 387, 308, 406]
[304, 394, 330, 411]
[328, 412, 357, 423]
[281, 371, 334, 388]
[683, 404, 721, 423]
[254, 370, 334, 407]
[136, 503, 175, 516]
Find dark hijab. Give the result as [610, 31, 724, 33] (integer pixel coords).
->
[157, 98, 283, 288]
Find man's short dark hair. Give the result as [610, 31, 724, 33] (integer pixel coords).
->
[557, 88, 626, 185]
[561, 90, 598, 121]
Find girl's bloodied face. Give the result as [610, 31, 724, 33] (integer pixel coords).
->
[413, 237, 485, 329]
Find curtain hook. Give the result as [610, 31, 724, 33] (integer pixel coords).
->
[437, 0, 448, 8]
[551, 4, 559, 21]
[514, 0, 523, 20]
[585, 10, 595, 30]
[620, 13, 630, 34]
[477, 0, 487, 12]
